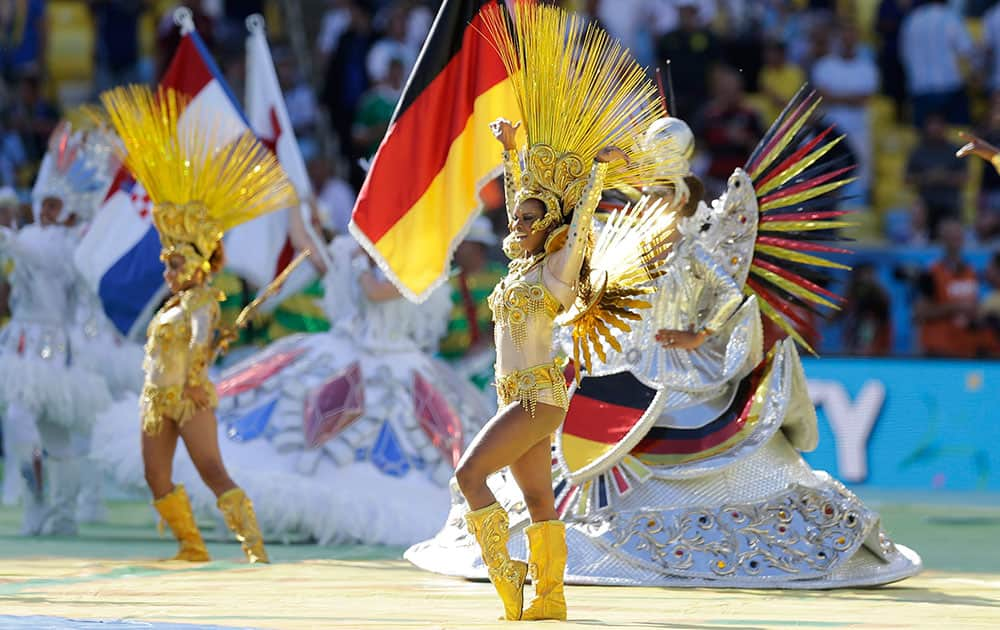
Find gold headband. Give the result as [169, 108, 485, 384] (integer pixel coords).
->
[513, 144, 589, 233]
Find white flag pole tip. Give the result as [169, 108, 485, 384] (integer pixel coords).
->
[246, 13, 266, 34]
[173, 7, 195, 35]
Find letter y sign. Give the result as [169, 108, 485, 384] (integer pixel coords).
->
[807, 380, 886, 482]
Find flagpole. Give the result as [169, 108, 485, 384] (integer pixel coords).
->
[654, 68, 667, 112]
[664, 59, 677, 118]
[246, 12, 265, 35]
[173, 7, 195, 35]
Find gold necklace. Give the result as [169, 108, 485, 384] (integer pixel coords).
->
[507, 250, 546, 278]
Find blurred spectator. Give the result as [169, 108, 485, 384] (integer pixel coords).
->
[574, 0, 604, 31]
[980, 251, 1000, 343]
[694, 65, 764, 197]
[801, 13, 834, 76]
[971, 94, 1000, 242]
[275, 49, 318, 142]
[366, 6, 417, 88]
[841, 262, 893, 355]
[875, 0, 912, 119]
[716, 0, 764, 91]
[156, 1, 216, 80]
[884, 196, 930, 246]
[760, 0, 811, 68]
[317, 0, 355, 64]
[906, 113, 966, 240]
[0, 185, 15, 227]
[802, 0, 837, 14]
[899, 0, 973, 127]
[656, 1, 720, 120]
[812, 21, 879, 204]
[352, 56, 404, 163]
[6, 72, 58, 165]
[321, 3, 372, 185]
[594, 0, 647, 65]
[439, 216, 504, 361]
[89, 0, 145, 93]
[403, 0, 433, 54]
[758, 39, 804, 122]
[0, 0, 46, 81]
[309, 157, 356, 235]
[914, 219, 990, 357]
[0, 115, 25, 188]
[983, 1, 1000, 95]
[647, 0, 716, 39]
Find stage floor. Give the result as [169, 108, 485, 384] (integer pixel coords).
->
[2, 558, 999, 629]
[1, 498, 999, 629]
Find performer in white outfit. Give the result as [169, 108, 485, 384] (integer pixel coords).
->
[0, 124, 117, 535]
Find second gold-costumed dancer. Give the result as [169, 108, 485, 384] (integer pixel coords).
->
[99, 85, 298, 564]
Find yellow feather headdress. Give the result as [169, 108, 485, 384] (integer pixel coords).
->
[98, 85, 297, 280]
[480, 1, 685, 230]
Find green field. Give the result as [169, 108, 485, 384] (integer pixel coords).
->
[0, 492, 998, 629]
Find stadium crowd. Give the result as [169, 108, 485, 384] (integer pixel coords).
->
[2, 0, 1000, 357]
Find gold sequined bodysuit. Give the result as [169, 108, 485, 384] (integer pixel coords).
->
[490, 154, 608, 415]
[140, 284, 223, 435]
[490, 262, 568, 415]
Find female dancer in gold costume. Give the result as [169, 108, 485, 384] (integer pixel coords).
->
[455, 126, 624, 621]
[453, 3, 686, 621]
[99, 85, 297, 564]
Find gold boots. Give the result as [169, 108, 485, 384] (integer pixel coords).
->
[521, 520, 567, 621]
[465, 502, 528, 621]
[217, 487, 270, 564]
[153, 485, 211, 562]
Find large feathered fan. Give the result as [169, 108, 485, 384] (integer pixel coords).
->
[744, 86, 856, 352]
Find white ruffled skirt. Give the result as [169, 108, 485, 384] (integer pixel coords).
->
[92, 331, 495, 546]
[0, 320, 112, 428]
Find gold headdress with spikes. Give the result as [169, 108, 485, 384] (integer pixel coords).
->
[98, 85, 297, 284]
[480, 2, 686, 233]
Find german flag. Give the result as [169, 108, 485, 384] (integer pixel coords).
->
[349, 0, 516, 301]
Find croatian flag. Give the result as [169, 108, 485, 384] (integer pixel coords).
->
[240, 14, 326, 292]
[75, 20, 293, 337]
[74, 173, 163, 337]
[242, 14, 329, 303]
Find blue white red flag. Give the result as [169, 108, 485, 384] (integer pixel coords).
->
[75, 22, 297, 337]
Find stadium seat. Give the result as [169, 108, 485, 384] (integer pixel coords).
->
[46, 0, 95, 103]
